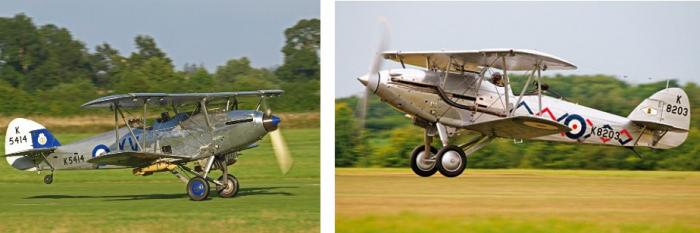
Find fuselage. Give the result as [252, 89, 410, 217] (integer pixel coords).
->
[360, 68, 685, 149]
[24, 110, 277, 171]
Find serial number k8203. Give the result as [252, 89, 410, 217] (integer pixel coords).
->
[666, 104, 689, 116]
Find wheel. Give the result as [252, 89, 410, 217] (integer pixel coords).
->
[216, 174, 240, 198]
[436, 145, 467, 177]
[410, 145, 438, 177]
[43, 174, 53, 184]
[186, 177, 210, 201]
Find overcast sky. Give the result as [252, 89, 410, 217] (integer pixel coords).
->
[1, 0, 319, 71]
[336, 2, 700, 98]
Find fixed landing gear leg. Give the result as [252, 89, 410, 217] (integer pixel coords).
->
[411, 128, 438, 177]
[216, 160, 239, 198]
[40, 153, 55, 185]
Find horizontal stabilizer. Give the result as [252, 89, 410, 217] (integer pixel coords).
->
[88, 151, 190, 167]
[464, 116, 570, 139]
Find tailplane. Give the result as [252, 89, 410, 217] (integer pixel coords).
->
[627, 88, 690, 148]
[4, 118, 60, 171]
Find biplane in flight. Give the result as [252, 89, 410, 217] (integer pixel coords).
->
[4, 90, 292, 201]
[358, 47, 690, 177]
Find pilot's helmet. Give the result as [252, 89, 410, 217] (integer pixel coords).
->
[491, 72, 502, 83]
[492, 72, 502, 80]
[491, 72, 504, 86]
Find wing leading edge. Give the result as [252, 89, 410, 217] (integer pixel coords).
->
[81, 90, 284, 108]
[383, 49, 577, 72]
[87, 151, 191, 167]
[464, 116, 571, 139]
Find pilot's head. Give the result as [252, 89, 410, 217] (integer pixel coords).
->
[491, 72, 503, 86]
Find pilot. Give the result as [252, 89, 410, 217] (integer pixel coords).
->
[491, 72, 505, 87]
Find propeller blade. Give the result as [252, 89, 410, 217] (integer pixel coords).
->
[359, 18, 391, 129]
[270, 129, 293, 175]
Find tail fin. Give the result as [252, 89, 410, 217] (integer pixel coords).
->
[628, 88, 690, 148]
[4, 118, 60, 171]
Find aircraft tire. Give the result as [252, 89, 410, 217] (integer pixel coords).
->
[216, 174, 240, 198]
[410, 145, 438, 177]
[43, 174, 53, 184]
[187, 177, 210, 201]
[436, 145, 467, 177]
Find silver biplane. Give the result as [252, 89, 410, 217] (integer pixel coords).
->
[4, 90, 292, 201]
[358, 45, 690, 177]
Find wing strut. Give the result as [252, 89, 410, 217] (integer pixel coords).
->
[200, 98, 213, 132]
[537, 63, 543, 114]
[117, 107, 143, 152]
[501, 56, 511, 115]
[142, 98, 148, 150]
[511, 67, 537, 116]
[113, 103, 119, 148]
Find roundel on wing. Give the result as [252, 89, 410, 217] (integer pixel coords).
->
[564, 114, 586, 139]
[92, 144, 111, 158]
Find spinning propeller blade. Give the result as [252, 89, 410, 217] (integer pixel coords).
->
[270, 129, 293, 175]
[261, 100, 293, 174]
[358, 18, 390, 129]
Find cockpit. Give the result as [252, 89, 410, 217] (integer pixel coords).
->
[153, 112, 191, 130]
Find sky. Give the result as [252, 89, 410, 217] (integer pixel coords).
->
[0, 0, 319, 71]
[336, 2, 700, 98]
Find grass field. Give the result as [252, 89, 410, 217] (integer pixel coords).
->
[336, 168, 700, 233]
[0, 128, 319, 233]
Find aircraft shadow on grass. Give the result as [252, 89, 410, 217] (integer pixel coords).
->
[25, 186, 297, 201]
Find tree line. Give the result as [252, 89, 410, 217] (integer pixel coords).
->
[0, 14, 319, 116]
[336, 75, 700, 171]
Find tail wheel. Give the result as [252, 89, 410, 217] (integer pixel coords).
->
[410, 145, 438, 177]
[216, 174, 240, 198]
[43, 174, 53, 184]
[186, 177, 210, 201]
[436, 145, 467, 177]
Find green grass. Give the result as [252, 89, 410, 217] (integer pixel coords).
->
[0, 128, 319, 233]
[336, 168, 700, 233]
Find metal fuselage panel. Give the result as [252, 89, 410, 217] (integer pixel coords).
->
[36, 110, 269, 171]
[373, 68, 682, 149]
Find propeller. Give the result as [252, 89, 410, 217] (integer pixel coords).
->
[270, 129, 292, 174]
[261, 99, 293, 174]
[357, 18, 391, 129]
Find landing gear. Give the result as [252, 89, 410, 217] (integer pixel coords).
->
[409, 123, 493, 177]
[40, 152, 55, 185]
[410, 145, 438, 177]
[436, 145, 467, 177]
[177, 156, 241, 201]
[186, 177, 210, 201]
[216, 174, 240, 198]
[43, 174, 53, 184]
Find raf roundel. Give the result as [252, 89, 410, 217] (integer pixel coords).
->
[92, 144, 111, 158]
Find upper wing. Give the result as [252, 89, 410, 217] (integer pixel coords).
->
[81, 90, 284, 108]
[464, 116, 571, 139]
[87, 151, 191, 167]
[383, 49, 577, 72]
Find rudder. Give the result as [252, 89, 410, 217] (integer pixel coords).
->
[627, 87, 690, 148]
[4, 118, 60, 171]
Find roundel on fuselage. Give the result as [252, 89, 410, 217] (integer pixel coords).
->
[92, 144, 111, 158]
[564, 114, 586, 139]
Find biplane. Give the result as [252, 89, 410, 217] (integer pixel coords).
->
[358, 44, 690, 177]
[4, 90, 292, 201]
